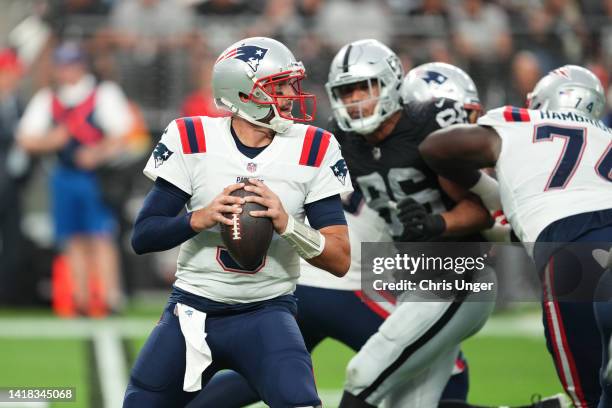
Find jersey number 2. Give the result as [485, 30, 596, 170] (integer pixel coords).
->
[534, 125, 612, 190]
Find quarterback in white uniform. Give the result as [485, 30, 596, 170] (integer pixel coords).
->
[142, 113, 349, 304]
[421, 65, 612, 408]
[123, 37, 352, 408]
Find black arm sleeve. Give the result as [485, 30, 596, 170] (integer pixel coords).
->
[131, 178, 198, 254]
[304, 194, 347, 230]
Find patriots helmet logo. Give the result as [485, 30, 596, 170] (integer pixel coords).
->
[153, 142, 173, 168]
[233, 45, 269, 72]
[330, 159, 348, 185]
[422, 70, 448, 85]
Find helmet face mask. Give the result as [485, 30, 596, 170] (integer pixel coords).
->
[248, 68, 316, 123]
[526, 65, 605, 119]
[464, 101, 484, 123]
[213, 37, 316, 133]
[326, 40, 404, 135]
[329, 78, 386, 133]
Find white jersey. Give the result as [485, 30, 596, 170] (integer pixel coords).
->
[143, 116, 352, 303]
[298, 199, 392, 291]
[478, 106, 612, 242]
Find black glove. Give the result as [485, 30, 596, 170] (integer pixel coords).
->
[397, 198, 446, 241]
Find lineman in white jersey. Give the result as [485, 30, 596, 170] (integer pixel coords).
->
[421, 65, 612, 408]
[123, 37, 352, 408]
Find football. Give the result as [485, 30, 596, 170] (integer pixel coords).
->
[220, 180, 274, 270]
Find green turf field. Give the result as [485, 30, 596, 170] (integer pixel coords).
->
[0, 308, 564, 407]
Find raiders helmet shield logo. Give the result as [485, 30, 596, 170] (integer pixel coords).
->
[153, 142, 173, 168]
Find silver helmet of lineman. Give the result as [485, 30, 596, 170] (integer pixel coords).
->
[401, 62, 482, 118]
[212, 37, 315, 133]
[326, 39, 404, 135]
[527, 65, 605, 119]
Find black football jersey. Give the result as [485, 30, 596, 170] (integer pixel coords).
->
[334, 98, 468, 239]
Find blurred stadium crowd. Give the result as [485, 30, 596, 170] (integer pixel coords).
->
[0, 0, 611, 314]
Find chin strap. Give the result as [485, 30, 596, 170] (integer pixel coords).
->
[281, 215, 325, 259]
[267, 104, 293, 133]
[220, 96, 293, 134]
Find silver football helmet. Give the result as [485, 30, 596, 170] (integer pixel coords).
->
[326, 39, 403, 135]
[527, 65, 605, 119]
[401, 62, 482, 120]
[212, 37, 315, 133]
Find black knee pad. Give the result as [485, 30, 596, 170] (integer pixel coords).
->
[338, 391, 377, 408]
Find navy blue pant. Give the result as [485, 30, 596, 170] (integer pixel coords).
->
[192, 285, 469, 407]
[595, 268, 612, 408]
[124, 294, 320, 408]
[540, 226, 612, 408]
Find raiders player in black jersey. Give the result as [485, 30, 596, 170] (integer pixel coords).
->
[327, 43, 569, 408]
[328, 52, 501, 244]
[332, 97, 486, 242]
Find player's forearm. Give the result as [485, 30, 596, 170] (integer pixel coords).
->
[420, 125, 499, 187]
[420, 137, 482, 188]
[131, 213, 197, 254]
[305, 226, 350, 277]
[441, 198, 493, 237]
[131, 178, 196, 254]
[438, 177, 495, 235]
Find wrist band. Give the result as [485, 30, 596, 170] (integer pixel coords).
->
[281, 215, 326, 259]
[469, 172, 502, 212]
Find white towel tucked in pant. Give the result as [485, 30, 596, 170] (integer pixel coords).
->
[175, 303, 213, 392]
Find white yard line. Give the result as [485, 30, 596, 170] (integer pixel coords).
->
[0, 318, 155, 338]
[92, 327, 128, 408]
[0, 313, 545, 339]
